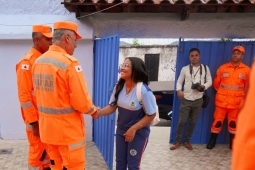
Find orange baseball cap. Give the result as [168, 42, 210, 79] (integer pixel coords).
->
[32, 25, 53, 38]
[232, 45, 245, 53]
[54, 21, 82, 40]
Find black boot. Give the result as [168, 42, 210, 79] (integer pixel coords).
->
[206, 133, 218, 149]
[43, 168, 51, 170]
[229, 134, 235, 150]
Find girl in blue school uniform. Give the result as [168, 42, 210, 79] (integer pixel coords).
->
[98, 57, 156, 170]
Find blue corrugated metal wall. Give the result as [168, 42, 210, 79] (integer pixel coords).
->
[93, 35, 120, 170]
[170, 40, 255, 144]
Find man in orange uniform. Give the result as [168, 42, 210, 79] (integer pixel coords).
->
[206, 46, 250, 150]
[16, 25, 52, 170]
[232, 62, 255, 169]
[32, 21, 98, 170]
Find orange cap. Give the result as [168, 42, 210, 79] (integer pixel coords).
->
[232, 45, 245, 53]
[32, 25, 53, 38]
[54, 21, 82, 40]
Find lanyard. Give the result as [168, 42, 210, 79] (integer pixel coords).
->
[189, 64, 202, 83]
[193, 67, 200, 78]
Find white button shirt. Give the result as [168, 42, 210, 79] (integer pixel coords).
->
[176, 64, 212, 101]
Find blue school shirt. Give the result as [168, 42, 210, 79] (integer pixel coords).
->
[109, 83, 156, 138]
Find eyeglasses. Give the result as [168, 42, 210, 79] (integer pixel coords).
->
[119, 63, 132, 68]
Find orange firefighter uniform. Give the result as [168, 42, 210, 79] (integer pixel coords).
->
[211, 60, 250, 134]
[232, 61, 255, 170]
[32, 21, 97, 170]
[16, 25, 52, 170]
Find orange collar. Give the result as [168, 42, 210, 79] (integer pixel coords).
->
[30, 47, 42, 57]
[227, 62, 245, 68]
[49, 45, 68, 54]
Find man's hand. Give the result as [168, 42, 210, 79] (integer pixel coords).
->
[201, 85, 205, 89]
[31, 123, 40, 137]
[92, 107, 101, 119]
[177, 90, 184, 100]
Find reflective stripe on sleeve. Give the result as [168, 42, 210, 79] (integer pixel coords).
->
[21, 101, 33, 109]
[38, 106, 75, 114]
[35, 57, 68, 71]
[83, 106, 95, 115]
[69, 140, 86, 150]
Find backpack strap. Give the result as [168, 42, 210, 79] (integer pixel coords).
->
[136, 82, 143, 104]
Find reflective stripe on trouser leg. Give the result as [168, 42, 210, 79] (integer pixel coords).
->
[28, 165, 40, 170]
[47, 141, 86, 170]
[42, 158, 51, 169]
[60, 142, 86, 170]
[26, 129, 48, 169]
[227, 108, 239, 134]
[211, 106, 228, 133]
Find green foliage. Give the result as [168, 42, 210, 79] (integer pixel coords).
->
[219, 38, 233, 42]
[133, 38, 140, 46]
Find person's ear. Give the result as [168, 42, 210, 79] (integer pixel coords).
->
[64, 34, 69, 43]
[33, 37, 39, 44]
[66, 34, 71, 43]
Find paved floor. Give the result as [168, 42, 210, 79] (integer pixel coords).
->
[0, 120, 232, 170]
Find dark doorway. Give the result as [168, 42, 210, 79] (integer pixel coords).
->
[145, 54, 160, 81]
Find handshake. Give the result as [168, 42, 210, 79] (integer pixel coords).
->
[92, 107, 102, 119]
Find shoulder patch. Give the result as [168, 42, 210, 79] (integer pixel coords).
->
[75, 65, 83, 72]
[64, 54, 77, 62]
[21, 64, 29, 70]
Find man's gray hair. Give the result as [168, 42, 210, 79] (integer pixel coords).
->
[53, 29, 67, 43]
[53, 29, 75, 43]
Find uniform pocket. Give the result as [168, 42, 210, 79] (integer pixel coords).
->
[234, 92, 244, 105]
[216, 91, 227, 102]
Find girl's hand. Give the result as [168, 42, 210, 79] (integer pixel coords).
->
[124, 127, 136, 142]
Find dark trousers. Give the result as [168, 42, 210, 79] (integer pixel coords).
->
[175, 97, 203, 143]
[115, 134, 148, 170]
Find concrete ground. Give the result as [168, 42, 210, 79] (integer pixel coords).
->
[0, 119, 232, 170]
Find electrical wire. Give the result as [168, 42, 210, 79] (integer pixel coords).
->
[0, 1, 123, 27]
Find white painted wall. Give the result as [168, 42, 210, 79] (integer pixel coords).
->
[0, 0, 95, 140]
[87, 13, 255, 38]
[119, 45, 177, 81]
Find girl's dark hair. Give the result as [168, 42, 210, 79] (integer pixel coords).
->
[111, 57, 149, 105]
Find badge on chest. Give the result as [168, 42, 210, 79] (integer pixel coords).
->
[129, 101, 136, 108]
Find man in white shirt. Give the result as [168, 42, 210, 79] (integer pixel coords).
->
[170, 48, 212, 150]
